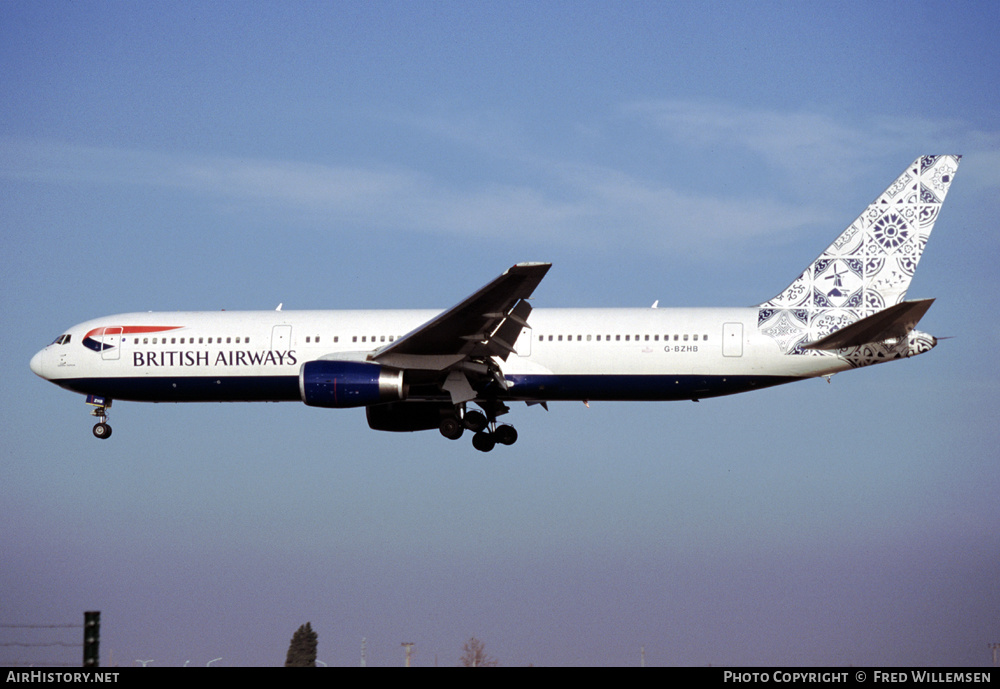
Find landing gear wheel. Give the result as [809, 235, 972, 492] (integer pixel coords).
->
[472, 431, 496, 453]
[494, 424, 518, 446]
[464, 410, 488, 432]
[93, 422, 112, 439]
[439, 416, 464, 440]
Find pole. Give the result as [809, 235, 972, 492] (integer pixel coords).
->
[83, 612, 100, 667]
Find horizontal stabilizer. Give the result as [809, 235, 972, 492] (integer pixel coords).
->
[802, 299, 935, 350]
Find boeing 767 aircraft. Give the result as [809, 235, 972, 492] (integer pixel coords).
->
[31, 155, 960, 451]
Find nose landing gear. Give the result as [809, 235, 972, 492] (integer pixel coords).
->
[86, 395, 113, 440]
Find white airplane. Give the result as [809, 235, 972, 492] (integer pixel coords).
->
[30, 155, 960, 452]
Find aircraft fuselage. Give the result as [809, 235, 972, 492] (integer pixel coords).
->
[31, 306, 835, 405]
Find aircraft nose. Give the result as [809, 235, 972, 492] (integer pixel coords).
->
[30, 349, 47, 378]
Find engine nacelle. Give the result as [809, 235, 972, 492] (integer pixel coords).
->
[366, 401, 454, 432]
[299, 360, 405, 408]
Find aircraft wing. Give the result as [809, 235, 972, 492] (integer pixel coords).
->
[371, 262, 551, 371]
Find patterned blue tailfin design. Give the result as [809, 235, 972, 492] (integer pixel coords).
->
[757, 155, 960, 365]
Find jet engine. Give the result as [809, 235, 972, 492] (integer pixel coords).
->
[299, 360, 405, 408]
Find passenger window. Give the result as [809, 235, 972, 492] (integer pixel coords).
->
[683, 334, 689, 341]
[693, 334, 698, 341]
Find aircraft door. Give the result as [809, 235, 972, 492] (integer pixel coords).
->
[101, 327, 123, 361]
[271, 325, 292, 352]
[514, 327, 532, 357]
[722, 322, 743, 357]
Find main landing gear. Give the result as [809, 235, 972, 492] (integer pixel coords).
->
[438, 405, 518, 452]
[86, 395, 112, 439]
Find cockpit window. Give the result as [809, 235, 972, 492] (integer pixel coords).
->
[51, 334, 71, 345]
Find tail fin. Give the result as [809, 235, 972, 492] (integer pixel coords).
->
[758, 155, 960, 356]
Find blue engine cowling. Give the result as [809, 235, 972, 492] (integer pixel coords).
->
[299, 360, 405, 408]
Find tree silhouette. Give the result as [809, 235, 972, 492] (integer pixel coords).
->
[284, 622, 318, 667]
[459, 637, 498, 667]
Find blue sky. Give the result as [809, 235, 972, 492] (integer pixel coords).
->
[2, 1, 998, 667]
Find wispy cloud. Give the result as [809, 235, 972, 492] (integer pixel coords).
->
[619, 99, 983, 194]
[4, 99, 994, 259]
[0, 135, 830, 255]
[623, 100, 877, 159]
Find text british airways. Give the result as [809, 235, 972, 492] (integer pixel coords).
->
[132, 350, 298, 367]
